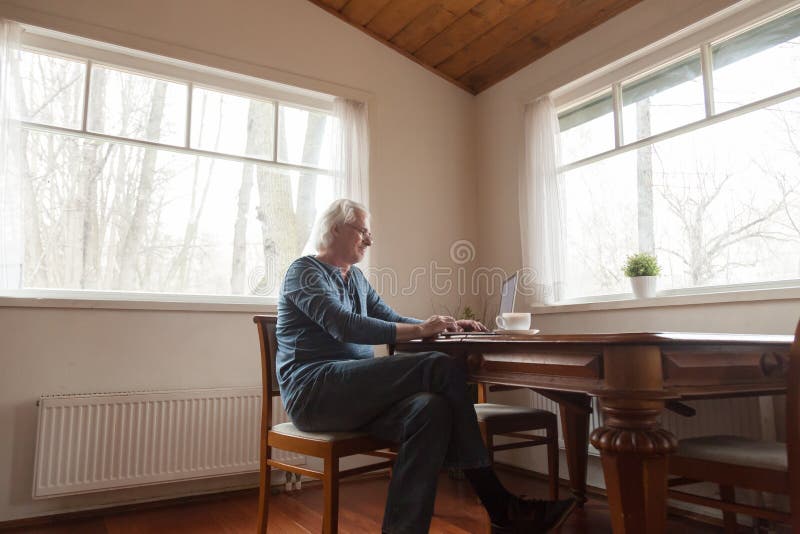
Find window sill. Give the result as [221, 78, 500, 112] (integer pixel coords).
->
[531, 284, 800, 314]
[0, 289, 277, 313]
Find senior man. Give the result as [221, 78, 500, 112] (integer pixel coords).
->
[276, 199, 575, 534]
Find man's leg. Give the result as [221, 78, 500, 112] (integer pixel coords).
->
[288, 352, 575, 533]
[290, 351, 491, 470]
[365, 392, 452, 534]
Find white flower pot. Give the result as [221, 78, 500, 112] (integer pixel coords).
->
[630, 276, 657, 299]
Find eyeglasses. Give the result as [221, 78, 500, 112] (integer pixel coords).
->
[345, 223, 373, 241]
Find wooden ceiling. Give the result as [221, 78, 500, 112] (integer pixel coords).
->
[307, 0, 644, 94]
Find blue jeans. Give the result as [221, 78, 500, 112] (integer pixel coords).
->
[286, 351, 491, 534]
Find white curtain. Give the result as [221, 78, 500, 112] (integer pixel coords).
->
[0, 19, 22, 289]
[333, 98, 369, 207]
[519, 96, 566, 304]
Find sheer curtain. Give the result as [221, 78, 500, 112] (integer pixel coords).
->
[333, 98, 369, 207]
[519, 95, 566, 305]
[0, 19, 22, 289]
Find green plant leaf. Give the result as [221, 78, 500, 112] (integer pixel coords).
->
[623, 252, 661, 277]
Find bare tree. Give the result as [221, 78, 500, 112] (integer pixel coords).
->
[657, 162, 789, 285]
[116, 82, 167, 289]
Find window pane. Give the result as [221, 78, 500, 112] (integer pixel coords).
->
[277, 104, 336, 169]
[558, 92, 615, 164]
[18, 49, 85, 128]
[564, 152, 638, 298]
[713, 9, 800, 113]
[190, 87, 275, 159]
[20, 129, 334, 295]
[87, 65, 187, 146]
[622, 54, 705, 144]
[563, 96, 800, 298]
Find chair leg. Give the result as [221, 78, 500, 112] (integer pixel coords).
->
[719, 485, 737, 534]
[257, 441, 272, 534]
[547, 424, 559, 500]
[323, 453, 339, 534]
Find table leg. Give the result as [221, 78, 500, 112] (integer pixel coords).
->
[591, 346, 677, 534]
[592, 401, 675, 533]
[558, 396, 591, 506]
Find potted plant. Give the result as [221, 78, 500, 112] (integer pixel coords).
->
[623, 252, 661, 298]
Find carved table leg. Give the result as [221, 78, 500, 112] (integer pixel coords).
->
[559, 395, 591, 506]
[591, 346, 677, 534]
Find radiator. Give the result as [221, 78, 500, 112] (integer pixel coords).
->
[33, 387, 303, 498]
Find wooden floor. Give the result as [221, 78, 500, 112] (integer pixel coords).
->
[9, 469, 726, 533]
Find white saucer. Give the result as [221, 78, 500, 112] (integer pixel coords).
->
[496, 329, 540, 335]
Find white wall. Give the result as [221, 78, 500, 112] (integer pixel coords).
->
[0, 0, 479, 522]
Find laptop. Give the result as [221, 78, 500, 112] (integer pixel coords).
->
[440, 273, 517, 336]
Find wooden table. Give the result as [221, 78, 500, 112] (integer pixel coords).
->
[394, 332, 793, 534]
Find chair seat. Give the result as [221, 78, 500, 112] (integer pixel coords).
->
[474, 403, 556, 425]
[270, 421, 372, 442]
[676, 435, 787, 471]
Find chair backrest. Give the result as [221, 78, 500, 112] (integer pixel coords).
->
[787, 320, 800, 519]
[254, 315, 280, 399]
[254, 315, 280, 435]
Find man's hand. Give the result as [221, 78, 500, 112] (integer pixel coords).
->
[420, 315, 457, 338]
[453, 319, 489, 332]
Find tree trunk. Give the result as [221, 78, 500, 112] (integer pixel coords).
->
[636, 97, 654, 254]
[231, 164, 254, 294]
[116, 82, 166, 289]
[294, 112, 326, 252]
[232, 99, 271, 294]
[78, 68, 107, 289]
[166, 91, 216, 290]
[256, 168, 296, 295]
[20, 129, 47, 287]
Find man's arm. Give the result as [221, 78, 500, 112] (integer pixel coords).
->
[285, 262, 398, 345]
[395, 316, 457, 341]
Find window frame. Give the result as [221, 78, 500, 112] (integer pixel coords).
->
[3, 25, 346, 306]
[549, 0, 800, 307]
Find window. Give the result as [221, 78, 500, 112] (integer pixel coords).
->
[557, 6, 800, 300]
[10, 33, 339, 298]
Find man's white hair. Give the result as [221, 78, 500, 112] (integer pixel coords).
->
[312, 198, 369, 252]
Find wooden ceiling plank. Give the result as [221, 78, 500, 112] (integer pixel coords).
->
[317, 0, 349, 9]
[366, 0, 434, 40]
[438, 0, 567, 80]
[342, 0, 394, 26]
[414, 0, 530, 67]
[391, 0, 484, 53]
[460, 0, 644, 93]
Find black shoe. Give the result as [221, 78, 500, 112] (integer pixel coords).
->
[490, 496, 576, 533]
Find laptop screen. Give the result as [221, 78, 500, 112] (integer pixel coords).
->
[498, 273, 517, 315]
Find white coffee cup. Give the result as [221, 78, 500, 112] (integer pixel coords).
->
[495, 312, 531, 331]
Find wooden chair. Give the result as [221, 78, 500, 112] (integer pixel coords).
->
[475, 384, 560, 499]
[668, 319, 800, 533]
[254, 315, 395, 534]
